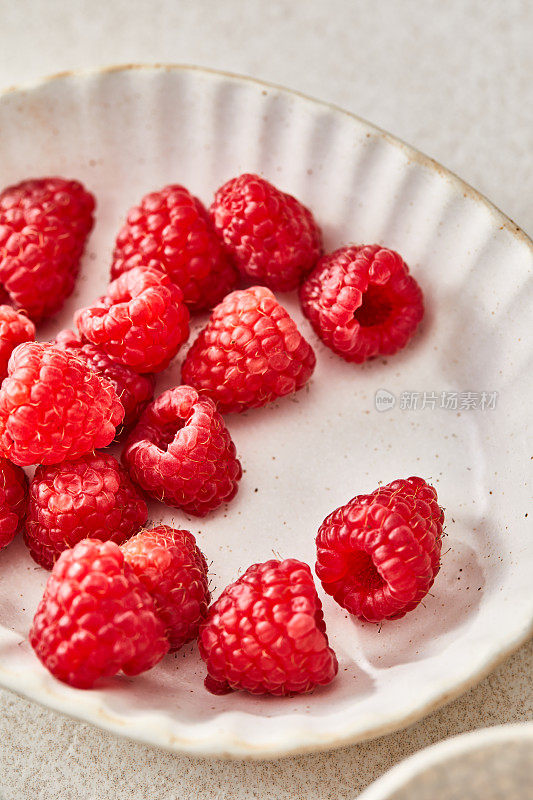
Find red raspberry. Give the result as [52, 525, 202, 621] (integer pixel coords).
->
[300, 245, 424, 363]
[24, 451, 148, 570]
[0, 342, 124, 466]
[0, 457, 28, 550]
[210, 174, 322, 292]
[75, 266, 189, 374]
[199, 558, 338, 696]
[181, 286, 316, 413]
[122, 386, 241, 516]
[111, 184, 237, 312]
[121, 526, 210, 652]
[0, 178, 95, 321]
[30, 539, 169, 688]
[0, 305, 35, 381]
[315, 477, 444, 622]
[54, 329, 155, 437]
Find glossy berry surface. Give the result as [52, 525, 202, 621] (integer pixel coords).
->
[181, 286, 316, 413]
[111, 184, 237, 312]
[0, 305, 35, 381]
[0, 456, 28, 550]
[54, 329, 155, 437]
[315, 477, 444, 622]
[0, 342, 124, 466]
[30, 539, 169, 688]
[122, 526, 210, 652]
[210, 173, 322, 292]
[75, 266, 189, 374]
[300, 245, 424, 362]
[123, 385, 242, 516]
[199, 558, 338, 696]
[25, 451, 148, 570]
[0, 177, 95, 321]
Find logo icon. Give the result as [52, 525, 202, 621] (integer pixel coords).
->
[375, 389, 396, 412]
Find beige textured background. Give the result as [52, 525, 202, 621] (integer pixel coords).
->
[0, 1, 531, 798]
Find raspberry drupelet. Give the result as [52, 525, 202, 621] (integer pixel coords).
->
[210, 173, 322, 292]
[199, 558, 338, 696]
[24, 451, 148, 570]
[181, 286, 316, 413]
[122, 526, 210, 652]
[54, 329, 155, 438]
[0, 456, 28, 550]
[315, 477, 444, 622]
[0, 177, 95, 321]
[111, 184, 238, 312]
[75, 266, 189, 374]
[0, 306, 35, 382]
[300, 245, 424, 362]
[0, 342, 124, 466]
[122, 385, 242, 516]
[30, 539, 169, 688]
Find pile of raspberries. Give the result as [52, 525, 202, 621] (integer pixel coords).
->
[0, 173, 443, 696]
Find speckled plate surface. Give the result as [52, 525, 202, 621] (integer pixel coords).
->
[0, 65, 531, 759]
[359, 723, 533, 800]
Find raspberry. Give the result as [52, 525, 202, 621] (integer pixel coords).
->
[0, 305, 35, 381]
[199, 558, 338, 696]
[0, 457, 28, 550]
[121, 526, 210, 652]
[122, 386, 242, 516]
[24, 451, 148, 570]
[54, 329, 155, 437]
[0, 342, 123, 466]
[0, 178, 95, 321]
[75, 266, 189, 374]
[111, 184, 237, 312]
[181, 286, 316, 413]
[315, 477, 444, 622]
[300, 245, 424, 363]
[30, 539, 169, 688]
[210, 173, 322, 292]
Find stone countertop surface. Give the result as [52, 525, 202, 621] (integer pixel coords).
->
[0, 1, 531, 798]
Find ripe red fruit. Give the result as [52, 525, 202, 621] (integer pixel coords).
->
[315, 477, 444, 622]
[122, 385, 242, 516]
[75, 266, 189, 374]
[181, 286, 316, 413]
[121, 526, 210, 652]
[0, 456, 28, 550]
[300, 245, 424, 362]
[24, 451, 148, 570]
[210, 173, 322, 292]
[53, 329, 155, 437]
[0, 177, 95, 321]
[111, 184, 238, 312]
[0, 342, 124, 466]
[0, 305, 35, 381]
[199, 558, 338, 696]
[30, 539, 169, 688]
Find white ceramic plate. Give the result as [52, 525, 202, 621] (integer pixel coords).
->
[359, 723, 533, 800]
[0, 65, 531, 760]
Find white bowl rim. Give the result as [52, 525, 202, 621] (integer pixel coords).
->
[358, 722, 533, 800]
[0, 63, 531, 759]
